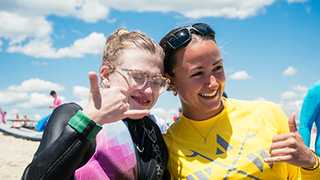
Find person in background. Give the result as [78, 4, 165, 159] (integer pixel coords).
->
[12, 114, 22, 128]
[160, 22, 319, 179]
[0, 107, 6, 124]
[22, 28, 170, 180]
[49, 90, 62, 109]
[173, 107, 182, 122]
[299, 80, 320, 156]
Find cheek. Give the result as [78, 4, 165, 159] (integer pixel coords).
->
[175, 79, 200, 94]
[217, 73, 226, 85]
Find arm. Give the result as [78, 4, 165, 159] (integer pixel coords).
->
[21, 103, 100, 180]
[299, 85, 320, 147]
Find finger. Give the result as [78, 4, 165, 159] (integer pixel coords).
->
[289, 113, 297, 132]
[88, 72, 102, 109]
[272, 133, 293, 142]
[270, 140, 290, 151]
[270, 147, 296, 157]
[124, 109, 150, 119]
[264, 155, 293, 163]
[88, 71, 100, 95]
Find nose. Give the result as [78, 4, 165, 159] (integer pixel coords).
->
[206, 75, 218, 89]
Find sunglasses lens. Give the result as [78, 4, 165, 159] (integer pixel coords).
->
[167, 28, 190, 49]
[192, 23, 215, 35]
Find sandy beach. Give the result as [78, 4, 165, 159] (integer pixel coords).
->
[0, 132, 39, 180]
[0, 131, 317, 179]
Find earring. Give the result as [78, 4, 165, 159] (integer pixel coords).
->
[173, 91, 177, 96]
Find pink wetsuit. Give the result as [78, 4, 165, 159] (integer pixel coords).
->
[0, 108, 5, 124]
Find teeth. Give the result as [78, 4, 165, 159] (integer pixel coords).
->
[136, 97, 148, 103]
[201, 92, 216, 97]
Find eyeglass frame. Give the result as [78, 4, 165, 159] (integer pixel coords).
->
[114, 68, 170, 94]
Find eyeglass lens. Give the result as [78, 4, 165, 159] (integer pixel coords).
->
[128, 71, 168, 94]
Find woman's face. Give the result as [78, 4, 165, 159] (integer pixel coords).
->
[101, 49, 164, 111]
[171, 40, 226, 120]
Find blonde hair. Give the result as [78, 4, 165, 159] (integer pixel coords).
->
[102, 28, 164, 68]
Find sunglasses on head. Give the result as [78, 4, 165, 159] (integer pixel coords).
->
[166, 23, 216, 50]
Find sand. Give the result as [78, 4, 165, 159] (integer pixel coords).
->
[0, 131, 317, 179]
[0, 132, 39, 180]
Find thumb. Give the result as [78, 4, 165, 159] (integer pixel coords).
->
[88, 71, 101, 109]
[289, 113, 297, 132]
[124, 109, 151, 120]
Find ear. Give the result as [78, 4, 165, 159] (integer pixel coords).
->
[164, 73, 177, 93]
[100, 66, 113, 88]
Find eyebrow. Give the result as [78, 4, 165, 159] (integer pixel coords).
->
[189, 59, 223, 72]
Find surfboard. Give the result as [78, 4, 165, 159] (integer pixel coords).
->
[0, 123, 43, 141]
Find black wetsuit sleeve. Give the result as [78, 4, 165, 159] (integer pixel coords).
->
[21, 103, 96, 180]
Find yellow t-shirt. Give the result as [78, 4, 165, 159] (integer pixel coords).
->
[163, 98, 320, 180]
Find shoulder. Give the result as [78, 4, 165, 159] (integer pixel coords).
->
[307, 81, 320, 97]
[227, 98, 288, 132]
[228, 98, 283, 113]
[50, 102, 83, 121]
[54, 102, 82, 112]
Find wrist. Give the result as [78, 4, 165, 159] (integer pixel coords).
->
[68, 110, 102, 142]
[302, 149, 319, 170]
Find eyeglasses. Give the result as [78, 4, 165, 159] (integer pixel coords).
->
[166, 23, 215, 50]
[116, 68, 170, 94]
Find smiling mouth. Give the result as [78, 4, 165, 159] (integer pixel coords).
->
[132, 96, 150, 104]
[199, 91, 218, 97]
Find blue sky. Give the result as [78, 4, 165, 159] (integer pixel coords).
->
[0, 0, 319, 124]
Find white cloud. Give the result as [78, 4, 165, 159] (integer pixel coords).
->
[0, 91, 29, 105]
[106, 0, 275, 19]
[7, 32, 106, 58]
[73, 1, 110, 23]
[0, 0, 277, 21]
[0, 78, 66, 110]
[16, 92, 53, 108]
[0, 0, 109, 23]
[73, 86, 89, 101]
[283, 66, 297, 76]
[287, 0, 307, 3]
[281, 91, 298, 99]
[8, 78, 65, 93]
[56, 32, 106, 58]
[229, 70, 252, 80]
[0, 11, 52, 44]
[151, 108, 176, 125]
[0, 0, 299, 58]
[292, 85, 308, 94]
[278, 99, 303, 120]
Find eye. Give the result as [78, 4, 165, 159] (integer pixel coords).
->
[190, 71, 203, 77]
[131, 72, 145, 83]
[213, 65, 223, 72]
